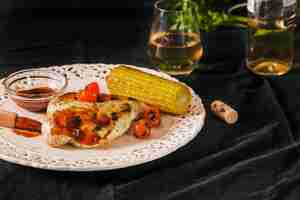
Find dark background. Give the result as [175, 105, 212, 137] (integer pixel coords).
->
[0, 0, 157, 76]
[1, 1, 300, 200]
[0, 0, 155, 17]
[0, 0, 246, 75]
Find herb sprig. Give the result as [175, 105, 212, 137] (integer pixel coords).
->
[173, 0, 245, 32]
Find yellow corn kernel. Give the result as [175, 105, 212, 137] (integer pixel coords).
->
[106, 65, 192, 114]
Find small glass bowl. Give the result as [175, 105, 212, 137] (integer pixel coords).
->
[3, 68, 67, 112]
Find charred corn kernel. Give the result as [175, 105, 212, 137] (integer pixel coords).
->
[106, 65, 192, 114]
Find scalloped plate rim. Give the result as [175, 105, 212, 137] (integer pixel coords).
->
[0, 63, 205, 171]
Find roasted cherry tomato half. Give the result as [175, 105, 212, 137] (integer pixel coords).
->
[80, 132, 99, 145]
[132, 119, 151, 139]
[78, 82, 100, 102]
[144, 107, 161, 127]
[96, 113, 111, 126]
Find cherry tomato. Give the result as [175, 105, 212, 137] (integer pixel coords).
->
[54, 111, 71, 127]
[78, 91, 91, 102]
[132, 119, 151, 138]
[144, 107, 161, 127]
[78, 82, 100, 102]
[96, 114, 111, 126]
[51, 127, 72, 136]
[86, 82, 100, 95]
[80, 132, 99, 145]
[79, 123, 99, 145]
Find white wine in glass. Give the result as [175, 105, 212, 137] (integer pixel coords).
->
[148, 0, 203, 75]
[246, 0, 296, 76]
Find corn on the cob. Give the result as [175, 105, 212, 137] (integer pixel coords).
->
[106, 65, 192, 114]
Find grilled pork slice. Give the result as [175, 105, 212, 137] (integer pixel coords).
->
[44, 93, 142, 148]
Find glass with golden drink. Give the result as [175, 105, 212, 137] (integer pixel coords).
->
[148, 0, 203, 75]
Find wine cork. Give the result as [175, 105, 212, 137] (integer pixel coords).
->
[211, 100, 238, 124]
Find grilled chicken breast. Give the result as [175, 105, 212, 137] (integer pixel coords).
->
[44, 93, 142, 148]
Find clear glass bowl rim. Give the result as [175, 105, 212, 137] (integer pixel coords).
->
[2, 68, 68, 100]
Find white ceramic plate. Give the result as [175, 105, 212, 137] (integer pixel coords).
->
[0, 64, 205, 171]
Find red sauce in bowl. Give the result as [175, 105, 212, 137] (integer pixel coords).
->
[16, 87, 55, 98]
[12, 87, 56, 112]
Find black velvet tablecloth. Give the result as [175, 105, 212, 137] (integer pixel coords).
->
[1, 10, 300, 200]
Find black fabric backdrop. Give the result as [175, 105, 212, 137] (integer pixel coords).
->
[0, 0, 155, 18]
[0, 2, 300, 200]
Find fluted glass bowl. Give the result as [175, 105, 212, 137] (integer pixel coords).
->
[2, 68, 67, 112]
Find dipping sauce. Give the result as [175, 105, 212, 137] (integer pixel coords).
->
[3, 68, 67, 112]
[16, 87, 56, 98]
[12, 87, 56, 112]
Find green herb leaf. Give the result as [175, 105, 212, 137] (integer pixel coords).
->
[172, 0, 238, 32]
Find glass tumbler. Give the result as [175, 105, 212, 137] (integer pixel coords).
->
[148, 0, 203, 75]
[246, 0, 296, 76]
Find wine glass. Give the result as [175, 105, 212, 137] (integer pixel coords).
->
[148, 0, 203, 75]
